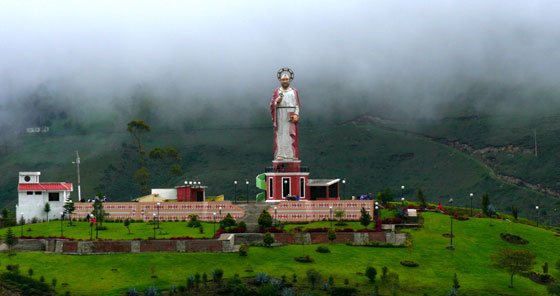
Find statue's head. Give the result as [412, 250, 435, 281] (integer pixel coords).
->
[280, 74, 291, 88]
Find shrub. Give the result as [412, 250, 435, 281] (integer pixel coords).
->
[280, 288, 296, 296]
[548, 282, 560, 296]
[256, 272, 270, 286]
[328, 275, 334, 286]
[187, 214, 201, 228]
[40, 275, 45, 282]
[292, 273, 297, 283]
[258, 210, 273, 229]
[330, 287, 358, 296]
[225, 275, 249, 296]
[220, 213, 237, 229]
[239, 243, 249, 256]
[6, 264, 20, 274]
[400, 260, 419, 267]
[500, 233, 529, 245]
[238, 221, 247, 230]
[543, 261, 549, 274]
[258, 284, 280, 296]
[306, 269, 322, 290]
[211, 269, 223, 283]
[127, 287, 141, 296]
[294, 255, 314, 263]
[365, 266, 377, 282]
[52, 278, 57, 287]
[144, 286, 161, 296]
[28, 268, 33, 277]
[327, 229, 336, 243]
[263, 232, 275, 247]
[316, 246, 331, 253]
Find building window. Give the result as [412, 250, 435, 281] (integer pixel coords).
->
[282, 178, 291, 198]
[268, 177, 273, 198]
[24, 176, 31, 182]
[26, 191, 33, 195]
[48, 192, 60, 201]
[35, 191, 41, 195]
[300, 178, 305, 198]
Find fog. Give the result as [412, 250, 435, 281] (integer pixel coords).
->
[1, 1, 560, 131]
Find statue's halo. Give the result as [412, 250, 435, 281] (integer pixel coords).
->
[277, 68, 294, 81]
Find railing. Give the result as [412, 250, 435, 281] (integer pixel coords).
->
[264, 166, 310, 173]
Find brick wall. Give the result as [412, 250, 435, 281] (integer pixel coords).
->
[268, 201, 375, 222]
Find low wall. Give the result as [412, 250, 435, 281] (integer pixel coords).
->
[73, 201, 244, 221]
[272, 231, 404, 245]
[268, 201, 375, 222]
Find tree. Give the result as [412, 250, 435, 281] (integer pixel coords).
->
[359, 207, 371, 228]
[91, 198, 108, 227]
[450, 273, 460, 295]
[481, 193, 490, 216]
[5, 227, 15, 251]
[491, 247, 536, 288]
[124, 219, 131, 234]
[134, 167, 150, 194]
[376, 187, 394, 204]
[306, 269, 322, 290]
[1, 208, 10, 220]
[365, 266, 377, 283]
[239, 243, 249, 256]
[63, 199, 75, 226]
[263, 232, 274, 248]
[334, 208, 345, 223]
[220, 213, 237, 229]
[417, 188, 427, 208]
[258, 210, 273, 229]
[44, 202, 51, 222]
[126, 120, 150, 156]
[327, 229, 336, 244]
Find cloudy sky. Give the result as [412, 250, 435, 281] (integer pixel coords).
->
[1, 1, 559, 124]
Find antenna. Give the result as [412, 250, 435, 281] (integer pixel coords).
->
[534, 129, 538, 158]
[72, 151, 81, 201]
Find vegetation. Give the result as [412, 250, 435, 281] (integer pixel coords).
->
[359, 207, 371, 228]
[491, 247, 537, 288]
[262, 232, 274, 248]
[365, 266, 377, 283]
[258, 210, 273, 229]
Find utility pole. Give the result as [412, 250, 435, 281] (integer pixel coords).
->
[72, 151, 82, 201]
[534, 129, 538, 158]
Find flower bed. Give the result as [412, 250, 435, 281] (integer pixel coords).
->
[400, 260, 419, 267]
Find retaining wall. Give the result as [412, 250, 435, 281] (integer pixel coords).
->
[268, 201, 375, 222]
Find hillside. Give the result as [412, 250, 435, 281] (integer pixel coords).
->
[0, 212, 558, 295]
[1, 120, 559, 225]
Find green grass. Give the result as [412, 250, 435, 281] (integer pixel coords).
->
[1, 212, 558, 295]
[0, 221, 215, 239]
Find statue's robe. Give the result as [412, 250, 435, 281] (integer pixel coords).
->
[270, 87, 300, 160]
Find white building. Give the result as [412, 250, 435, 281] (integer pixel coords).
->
[16, 172, 73, 222]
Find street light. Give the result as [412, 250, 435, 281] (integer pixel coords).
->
[95, 215, 99, 239]
[374, 202, 379, 219]
[89, 215, 94, 240]
[245, 180, 249, 203]
[20, 213, 24, 237]
[536, 205, 540, 227]
[234, 180, 238, 204]
[329, 206, 333, 228]
[401, 185, 405, 201]
[213, 212, 217, 237]
[156, 202, 160, 229]
[152, 213, 156, 240]
[469, 193, 474, 217]
[60, 212, 64, 237]
[342, 179, 346, 200]
[274, 206, 278, 227]
[401, 197, 405, 207]
[219, 207, 222, 220]
[447, 198, 454, 250]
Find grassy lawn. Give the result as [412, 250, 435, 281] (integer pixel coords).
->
[0, 212, 558, 295]
[0, 221, 216, 240]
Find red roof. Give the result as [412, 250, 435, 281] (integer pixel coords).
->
[18, 183, 73, 191]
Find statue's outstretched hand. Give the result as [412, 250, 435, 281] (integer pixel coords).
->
[291, 114, 299, 123]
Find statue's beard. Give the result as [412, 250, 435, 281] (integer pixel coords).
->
[281, 82, 290, 88]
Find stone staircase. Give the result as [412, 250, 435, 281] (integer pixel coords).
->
[237, 202, 273, 233]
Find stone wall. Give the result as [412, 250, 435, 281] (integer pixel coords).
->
[271, 231, 403, 245]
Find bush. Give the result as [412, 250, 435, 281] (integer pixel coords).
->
[263, 232, 275, 247]
[211, 269, 223, 283]
[365, 266, 377, 282]
[330, 287, 358, 296]
[316, 246, 331, 253]
[239, 243, 249, 256]
[258, 210, 273, 229]
[294, 255, 314, 263]
[400, 260, 419, 267]
[258, 284, 280, 296]
[256, 272, 270, 286]
[220, 213, 237, 229]
[187, 215, 201, 228]
[225, 275, 249, 296]
[238, 221, 247, 230]
[144, 286, 161, 296]
[327, 229, 336, 243]
[306, 269, 322, 290]
[127, 287, 141, 296]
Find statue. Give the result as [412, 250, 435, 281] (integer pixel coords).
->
[270, 68, 300, 160]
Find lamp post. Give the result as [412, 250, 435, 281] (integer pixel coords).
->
[60, 212, 64, 237]
[401, 197, 405, 207]
[401, 185, 405, 201]
[245, 180, 249, 203]
[152, 213, 156, 240]
[274, 206, 278, 227]
[374, 202, 379, 219]
[219, 207, 222, 220]
[447, 198, 454, 250]
[213, 212, 216, 237]
[20, 213, 24, 237]
[342, 179, 346, 200]
[470, 192, 474, 217]
[329, 206, 333, 228]
[156, 202, 160, 229]
[535, 205, 540, 227]
[89, 215, 93, 240]
[234, 180, 238, 204]
[95, 215, 98, 239]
